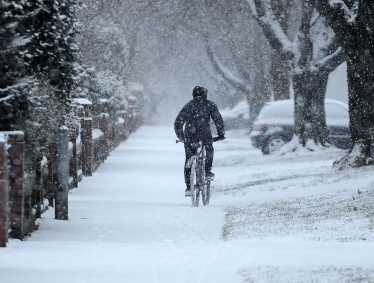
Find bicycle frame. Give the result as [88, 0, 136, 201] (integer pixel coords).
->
[185, 141, 209, 206]
[177, 138, 222, 206]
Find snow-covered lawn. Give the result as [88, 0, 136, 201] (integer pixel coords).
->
[1, 126, 374, 283]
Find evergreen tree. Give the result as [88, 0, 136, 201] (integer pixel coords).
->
[0, 0, 33, 130]
[21, 0, 81, 124]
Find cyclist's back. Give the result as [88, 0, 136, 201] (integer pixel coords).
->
[174, 86, 225, 196]
[174, 88, 224, 144]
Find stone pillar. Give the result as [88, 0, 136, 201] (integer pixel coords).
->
[54, 127, 69, 220]
[7, 132, 26, 239]
[0, 134, 9, 247]
[82, 118, 93, 176]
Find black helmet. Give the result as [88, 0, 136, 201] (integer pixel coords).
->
[192, 86, 208, 99]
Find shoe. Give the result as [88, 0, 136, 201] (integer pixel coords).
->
[206, 171, 215, 180]
[185, 188, 191, 197]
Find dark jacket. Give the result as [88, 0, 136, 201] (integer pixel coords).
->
[174, 97, 225, 143]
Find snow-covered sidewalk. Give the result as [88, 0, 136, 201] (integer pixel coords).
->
[1, 126, 374, 283]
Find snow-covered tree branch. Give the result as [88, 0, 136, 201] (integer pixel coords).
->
[248, 0, 345, 148]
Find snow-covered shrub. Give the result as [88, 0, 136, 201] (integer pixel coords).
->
[23, 79, 59, 171]
[95, 70, 126, 122]
[21, 0, 82, 101]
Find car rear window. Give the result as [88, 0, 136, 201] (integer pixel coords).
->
[261, 102, 294, 119]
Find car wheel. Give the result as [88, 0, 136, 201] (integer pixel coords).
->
[261, 135, 286, 155]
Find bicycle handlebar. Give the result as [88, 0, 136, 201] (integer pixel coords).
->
[176, 137, 225, 144]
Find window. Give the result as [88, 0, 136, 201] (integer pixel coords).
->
[326, 103, 349, 119]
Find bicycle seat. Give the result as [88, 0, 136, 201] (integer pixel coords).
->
[190, 142, 201, 148]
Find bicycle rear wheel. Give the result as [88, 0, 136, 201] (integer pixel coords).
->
[190, 162, 198, 206]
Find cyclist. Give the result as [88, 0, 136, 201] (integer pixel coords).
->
[174, 86, 225, 196]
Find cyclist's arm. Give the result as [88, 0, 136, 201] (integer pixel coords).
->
[174, 108, 187, 140]
[211, 103, 225, 138]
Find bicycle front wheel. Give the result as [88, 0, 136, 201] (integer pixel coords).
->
[202, 180, 210, 205]
[190, 162, 198, 206]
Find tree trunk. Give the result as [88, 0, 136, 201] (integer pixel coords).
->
[271, 51, 290, 100]
[316, 0, 374, 168]
[333, 49, 374, 169]
[293, 70, 329, 147]
[246, 91, 268, 131]
[270, 0, 291, 101]
[247, 63, 271, 130]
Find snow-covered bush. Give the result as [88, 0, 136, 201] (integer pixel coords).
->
[72, 68, 121, 120]
[21, 0, 82, 101]
[24, 79, 59, 171]
[95, 70, 126, 122]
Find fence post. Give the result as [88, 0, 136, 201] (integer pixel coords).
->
[82, 118, 93, 176]
[54, 127, 69, 220]
[0, 134, 9, 247]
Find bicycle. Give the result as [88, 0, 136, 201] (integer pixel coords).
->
[177, 137, 223, 207]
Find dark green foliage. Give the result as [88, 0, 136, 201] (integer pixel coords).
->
[0, 1, 32, 130]
[21, 0, 81, 99]
[24, 80, 59, 171]
[0, 0, 143, 172]
[1, 0, 82, 170]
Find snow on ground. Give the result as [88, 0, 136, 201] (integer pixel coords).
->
[1, 126, 374, 283]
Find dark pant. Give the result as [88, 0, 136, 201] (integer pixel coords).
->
[184, 141, 214, 188]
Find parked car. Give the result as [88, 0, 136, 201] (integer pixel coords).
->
[250, 99, 351, 154]
[219, 100, 250, 130]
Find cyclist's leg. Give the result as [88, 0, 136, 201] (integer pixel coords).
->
[184, 142, 196, 188]
[205, 141, 214, 174]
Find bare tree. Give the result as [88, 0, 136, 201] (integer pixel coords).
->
[204, 35, 271, 129]
[270, 0, 293, 100]
[248, 0, 345, 147]
[316, 0, 374, 169]
[77, 1, 131, 82]
[194, 1, 272, 129]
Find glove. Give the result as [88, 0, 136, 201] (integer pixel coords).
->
[214, 135, 225, 142]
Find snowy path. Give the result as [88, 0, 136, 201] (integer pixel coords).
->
[1, 126, 374, 283]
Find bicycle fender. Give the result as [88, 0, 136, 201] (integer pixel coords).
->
[185, 156, 198, 169]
